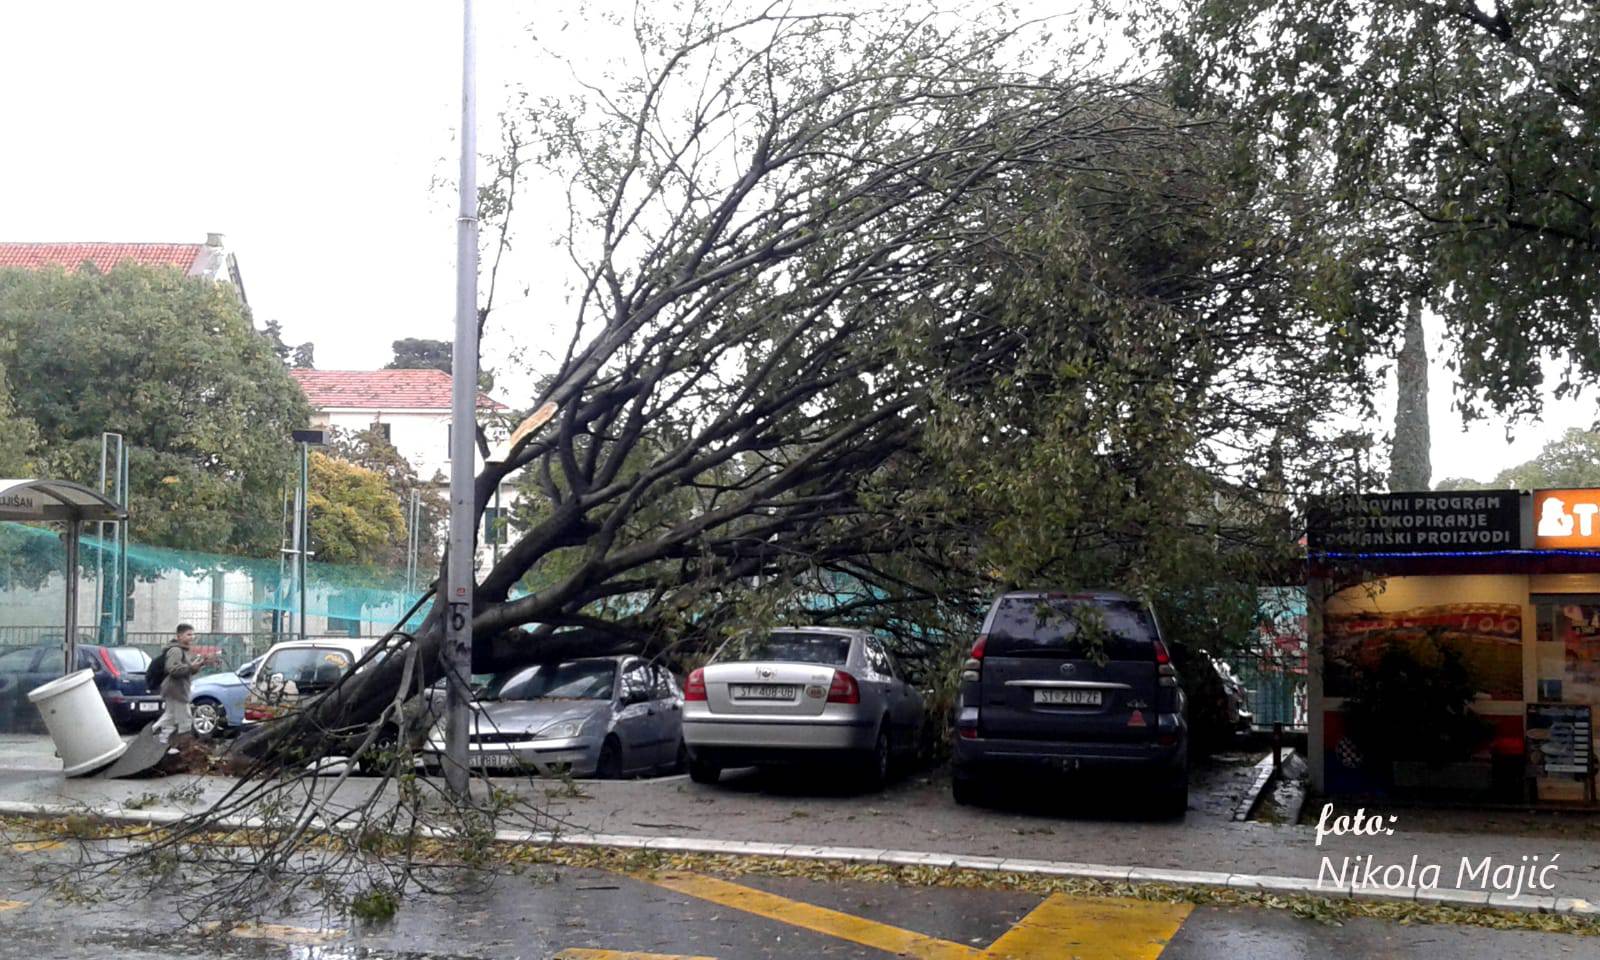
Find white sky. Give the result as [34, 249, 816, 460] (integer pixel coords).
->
[0, 1, 1593, 484]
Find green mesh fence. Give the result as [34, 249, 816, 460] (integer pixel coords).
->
[0, 519, 432, 655]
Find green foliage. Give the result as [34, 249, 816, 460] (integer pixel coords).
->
[1144, 0, 1600, 418]
[306, 452, 407, 566]
[0, 264, 309, 553]
[348, 885, 399, 923]
[1437, 427, 1600, 490]
[327, 425, 446, 567]
[385, 338, 451, 373]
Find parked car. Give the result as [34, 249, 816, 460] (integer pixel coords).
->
[189, 655, 264, 737]
[950, 591, 1189, 817]
[681, 627, 924, 788]
[241, 638, 382, 724]
[0, 643, 159, 734]
[422, 656, 684, 778]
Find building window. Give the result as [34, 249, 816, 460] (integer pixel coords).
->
[373, 422, 392, 443]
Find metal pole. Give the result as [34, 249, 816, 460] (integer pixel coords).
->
[298, 441, 309, 640]
[444, 0, 479, 798]
[63, 519, 80, 675]
[116, 439, 128, 644]
[96, 434, 109, 641]
[289, 455, 304, 639]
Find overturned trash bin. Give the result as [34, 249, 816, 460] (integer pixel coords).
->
[29, 669, 128, 776]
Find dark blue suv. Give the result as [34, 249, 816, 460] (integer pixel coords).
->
[951, 591, 1188, 817]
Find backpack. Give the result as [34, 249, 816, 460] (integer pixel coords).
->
[145, 645, 176, 689]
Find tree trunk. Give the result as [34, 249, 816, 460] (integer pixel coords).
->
[1389, 297, 1431, 492]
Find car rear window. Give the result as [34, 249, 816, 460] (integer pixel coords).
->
[717, 631, 853, 666]
[112, 648, 149, 673]
[984, 597, 1158, 660]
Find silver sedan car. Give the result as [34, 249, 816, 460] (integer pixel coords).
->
[423, 656, 685, 778]
[681, 627, 924, 787]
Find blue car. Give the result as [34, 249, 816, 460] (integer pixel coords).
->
[189, 656, 263, 737]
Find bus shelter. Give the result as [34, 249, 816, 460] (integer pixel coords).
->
[0, 478, 127, 674]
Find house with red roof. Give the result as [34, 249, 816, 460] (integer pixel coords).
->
[0, 233, 248, 304]
[292, 367, 506, 491]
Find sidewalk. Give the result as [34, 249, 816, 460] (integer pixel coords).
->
[1, 736, 1594, 913]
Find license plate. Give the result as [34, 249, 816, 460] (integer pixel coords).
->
[1033, 688, 1101, 706]
[732, 684, 797, 700]
[472, 753, 522, 769]
[137, 702, 160, 713]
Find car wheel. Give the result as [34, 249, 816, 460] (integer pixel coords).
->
[1154, 765, 1189, 819]
[951, 774, 983, 807]
[861, 725, 891, 790]
[596, 737, 623, 780]
[191, 699, 224, 738]
[688, 757, 721, 784]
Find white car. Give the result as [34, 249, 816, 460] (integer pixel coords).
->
[242, 637, 383, 724]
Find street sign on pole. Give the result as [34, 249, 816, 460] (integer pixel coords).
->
[444, 0, 480, 798]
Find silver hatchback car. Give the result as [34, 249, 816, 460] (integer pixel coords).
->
[423, 656, 685, 778]
[681, 627, 923, 787]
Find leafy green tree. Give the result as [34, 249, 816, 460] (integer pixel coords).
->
[326, 425, 446, 567]
[1144, 0, 1600, 419]
[305, 452, 407, 565]
[0, 264, 310, 553]
[385, 338, 451, 373]
[1437, 427, 1600, 490]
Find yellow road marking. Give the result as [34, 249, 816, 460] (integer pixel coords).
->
[984, 892, 1191, 960]
[553, 950, 717, 960]
[640, 871, 984, 960]
[8, 840, 62, 853]
[198, 921, 345, 945]
[630, 870, 1194, 960]
[0, 900, 24, 912]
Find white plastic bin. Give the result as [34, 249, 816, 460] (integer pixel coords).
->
[28, 669, 128, 776]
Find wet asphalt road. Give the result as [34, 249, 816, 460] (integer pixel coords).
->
[0, 846, 1591, 959]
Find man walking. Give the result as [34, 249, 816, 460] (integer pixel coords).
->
[150, 624, 216, 745]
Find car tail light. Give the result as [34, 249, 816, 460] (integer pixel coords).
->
[1154, 639, 1178, 687]
[684, 668, 707, 702]
[827, 669, 860, 704]
[961, 634, 987, 682]
[1157, 733, 1179, 747]
[244, 706, 271, 722]
[97, 647, 121, 678]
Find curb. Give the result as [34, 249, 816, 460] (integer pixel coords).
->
[1, 799, 1594, 918]
[1230, 752, 1279, 823]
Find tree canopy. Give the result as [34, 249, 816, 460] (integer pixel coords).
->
[1144, 0, 1600, 420]
[0, 264, 310, 553]
[306, 451, 408, 566]
[1437, 427, 1600, 490]
[386, 338, 452, 373]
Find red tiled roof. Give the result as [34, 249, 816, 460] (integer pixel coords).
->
[291, 369, 504, 411]
[0, 242, 204, 273]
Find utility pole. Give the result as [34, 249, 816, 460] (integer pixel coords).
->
[444, 0, 480, 798]
[288, 430, 323, 639]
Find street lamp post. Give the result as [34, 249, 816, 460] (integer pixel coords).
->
[444, 0, 480, 798]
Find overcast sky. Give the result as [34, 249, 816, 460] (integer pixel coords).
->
[0, 1, 1593, 485]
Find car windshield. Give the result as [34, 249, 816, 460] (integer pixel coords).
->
[717, 631, 853, 666]
[261, 647, 355, 690]
[985, 597, 1158, 660]
[112, 648, 149, 672]
[480, 661, 616, 702]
